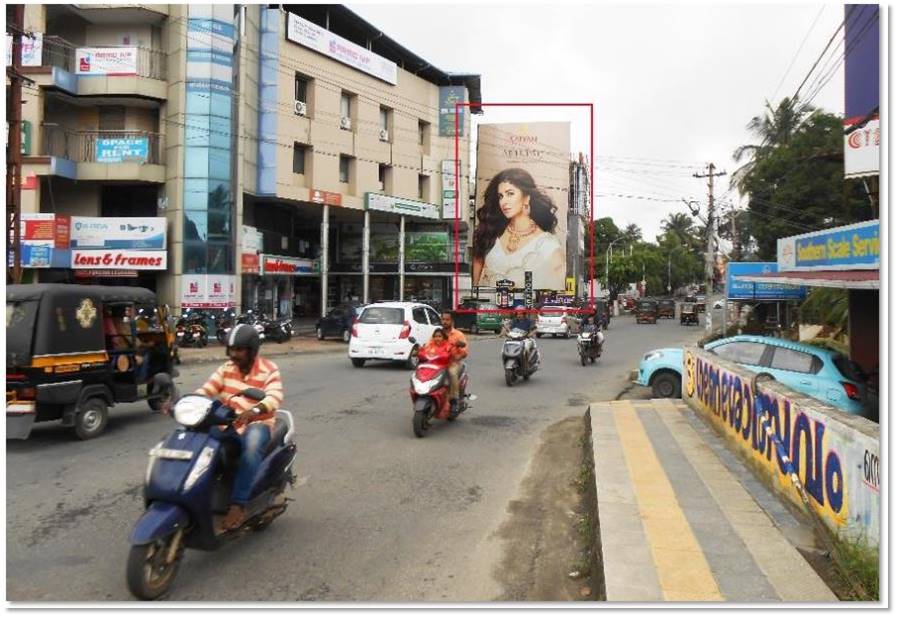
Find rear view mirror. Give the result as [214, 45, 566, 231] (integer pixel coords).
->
[240, 387, 267, 401]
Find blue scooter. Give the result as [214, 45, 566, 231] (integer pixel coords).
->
[126, 376, 297, 600]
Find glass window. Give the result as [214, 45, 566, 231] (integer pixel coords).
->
[360, 307, 403, 325]
[379, 107, 389, 131]
[184, 241, 207, 273]
[295, 74, 308, 103]
[339, 156, 350, 183]
[418, 120, 428, 145]
[183, 210, 208, 241]
[186, 91, 211, 115]
[207, 183, 232, 211]
[184, 146, 210, 178]
[210, 90, 231, 120]
[209, 115, 231, 150]
[207, 242, 233, 274]
[207, 210, 230, 241]
[712, 342, 766, 365]
[770, 347, 819, 374]
[378, 164, 388, 191]
[293, 143, 306, 175]
[418, 174, 428, 200]
[426, 308, 441, 324]
[833, 355, 864, 381]
[340, 92, 351, 118]
[185, 119, 210, 148]
[412, 307, 428, 324]
[208, 147, 231, 181]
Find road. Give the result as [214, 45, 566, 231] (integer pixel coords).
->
[7, 312, 702, 601]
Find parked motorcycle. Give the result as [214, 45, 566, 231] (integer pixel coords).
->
[214, 308, 237, 345]
[407, 338, 474, 438]
[126, 376, 296, 600]
[502, 328, 540, 387]
[262, 316, 293, 344]
[577, 328, 604, 366]
[175, 309, 209, 348]
[220, 310, 266, 345]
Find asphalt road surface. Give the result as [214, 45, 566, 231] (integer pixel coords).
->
[7, 312, 702, 602]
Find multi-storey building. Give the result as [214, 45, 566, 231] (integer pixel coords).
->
[13, 4, 481, 317]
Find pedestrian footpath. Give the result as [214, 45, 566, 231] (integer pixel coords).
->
[177, 337, 346, 365]
[591, 398, 837, 602]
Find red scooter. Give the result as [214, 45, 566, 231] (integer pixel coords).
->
[408, 338, 473, 438]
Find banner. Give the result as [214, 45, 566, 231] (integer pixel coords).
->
[5, 32, 42, 67]
[473, 122, 570, 291]
[181, 274, 236, 308]
[70, 217, 166, 250]
[95, 137, 149, 163]
[76, 47, 138, 76]
[726, 262, 807, 300]
[71, 249, 167, 270]
[438, 86, 466, 136]
[286, 13, 397, 85]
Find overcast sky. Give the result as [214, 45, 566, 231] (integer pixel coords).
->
[347, 2, 847, 241]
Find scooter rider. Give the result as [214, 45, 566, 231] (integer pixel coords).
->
[503, 308, 538, 368]
[195, 324, 284, 530]
[439, 311, 468, 419]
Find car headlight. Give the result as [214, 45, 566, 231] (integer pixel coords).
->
[182, 445, 216, 492]
[173, 394, 213, 427]
[643, 351, 663, 362]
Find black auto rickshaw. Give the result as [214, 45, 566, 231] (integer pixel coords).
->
[635, 299, 658, 324]
[658, 299, 676, 319]
[6, 284, 177, 440]
[680, 302, 698, 325]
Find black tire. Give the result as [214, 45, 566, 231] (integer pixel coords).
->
[74, 398, 109, 440]
[413, 409, 429, 438]
[405, 346, 420, 369]
[580, 354, 587, 367]
[590, 356, 597, 364]
[651, 372, 681, 399]
[148, 382, 174, 412]
[217, 330, 227, 345]
[505, 368, 516, 387]
[316, 327, 324, 341]
[126, 537, 183, 601]
[341, 329, 350, 343]
[563, 332, 570, 339]
[351, 358, 366, 368]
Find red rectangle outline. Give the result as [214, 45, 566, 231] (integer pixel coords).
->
[452, 102, 595, 315]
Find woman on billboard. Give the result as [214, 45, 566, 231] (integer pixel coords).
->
[472, 168, 564, 289]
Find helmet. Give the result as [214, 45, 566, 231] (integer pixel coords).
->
[227, 323, 261, 356]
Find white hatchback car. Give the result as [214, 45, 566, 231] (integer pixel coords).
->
[348, 302, 442, 368]
[536, 305, 578, 338]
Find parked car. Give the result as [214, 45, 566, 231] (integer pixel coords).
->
[468, 302, 503, 334]
[658, 299, 676, 319]
[536, 305, 578, 338]
[316, 303, 364, 342]
[348, 302, 441, 368]
[635, 299, 658, 324]
[634, 335, 869, 416]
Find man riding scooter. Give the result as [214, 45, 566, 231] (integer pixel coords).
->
[194, 324, 284, 530]
[439, 311, 468, 419]
[503, 308, 537, 356]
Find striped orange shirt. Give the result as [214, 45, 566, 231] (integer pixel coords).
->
[196, 356, 284, 434]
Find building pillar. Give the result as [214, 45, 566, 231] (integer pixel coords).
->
[398, 214, 405, 301]
[362, 209, 370, 303]
[320, 204, 330, 317]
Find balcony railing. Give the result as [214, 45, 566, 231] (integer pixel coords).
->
[39, 36, 167, 81]
[42, 126, 164, 165]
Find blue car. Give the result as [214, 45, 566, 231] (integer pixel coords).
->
[634, 335, 869, 416]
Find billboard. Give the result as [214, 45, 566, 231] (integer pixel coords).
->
[472, 122, 569, 291]
[438, 86, 466, 136]
[75, 47, 138, 76]
[70, 217, 167, 250]
[726, 262, 807, 300]
[777, 220, 879, 272]
[95, 137, 149, 163]
[182, 274, 236, 308]
[844, 4, 880, 178]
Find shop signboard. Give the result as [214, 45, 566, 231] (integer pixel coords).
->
[70, 217, 166, 250]
[95, 137, 149, 163]
[181, 275, 207, 307]
[726, 262, 807, 300]
[75, 46, 138, 76]
[71, 249, 167, 270]
[20, 243, 51, 268]
[438, 86, 466, 136]
[241, 225, 262, 274]
[16, 214, 71, 268]
[286, 13, 397, 85]
[365, 192, 440, 220]
[241, 253, 260, 273]
[776, 220, 879, 272]
[261, 254, 315, 276]
[843, 4, 879, 179]
[309, 188, 342, 206]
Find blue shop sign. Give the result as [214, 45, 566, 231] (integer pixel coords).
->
[95, 137, 149, 163]
[778, 220, 879, 271]
[727, 262, 807, 300]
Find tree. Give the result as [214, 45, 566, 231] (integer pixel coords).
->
[592, 217, 621, 259]
[621, 223, 642, 245]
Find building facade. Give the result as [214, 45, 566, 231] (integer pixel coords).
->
[13, 4, 481, 316]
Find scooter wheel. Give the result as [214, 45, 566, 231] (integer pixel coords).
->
[590, 356, 597, 364]
[581, 354, 587, 366]
[413, 409, 429, 438]
[505, 368, 515, 387]
[126, 537, 183, 600]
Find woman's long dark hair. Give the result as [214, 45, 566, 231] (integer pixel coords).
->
[473, 168, 558, 260]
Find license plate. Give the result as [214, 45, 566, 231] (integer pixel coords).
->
[368, 347, 383, 354]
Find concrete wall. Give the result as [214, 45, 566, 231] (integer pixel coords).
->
[682, 347, 880, 548]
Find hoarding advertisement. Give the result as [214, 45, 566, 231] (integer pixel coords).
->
[70, 217, 167, 250]
[726, 262, 807, 300]
[181, 274, 236, 308]
[95, 137, 149, 164]
[473, 122, 570, 291]
[439, 87, 466, 136]
[777, 220, 880, 271]
[75, 47, 138, 76]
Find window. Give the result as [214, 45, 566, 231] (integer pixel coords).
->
[295, 74, 309, 103]
[378, 164, 390, 191]
[418, 120, 428, 146]
[99, 106, 125, 131]
[418, 174, 429, 200]
[379, 107, 389, 131]
[412, 307, 428, 324]
[425, 307, 441, 325]
[770, 347, 821, 374]
[339, 155, 351, 183]
[293, 142, 307, 175]
[712, 342, 766, 366]
[360, 307, 403, 324]
[340, 92, 351, 118]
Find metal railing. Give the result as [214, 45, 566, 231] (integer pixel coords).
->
[38, 35, 167, 80]
[42, 126, 164, 165]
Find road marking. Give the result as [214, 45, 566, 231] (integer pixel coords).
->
[613, 401, 723, 601]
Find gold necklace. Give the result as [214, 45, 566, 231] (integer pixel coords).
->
[505, 221, 538, 252]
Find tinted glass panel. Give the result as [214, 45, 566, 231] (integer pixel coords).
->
[412, 307, 428, 324]
[770, 347, 818, 374]
[360, 307, 404, 325]
[426, 308, 441, 324]
[833, 355, 863, 381]
[713, 342, 766, 365]
[6, 300, 38, 365]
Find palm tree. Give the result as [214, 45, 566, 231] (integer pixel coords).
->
[730, 97, 818, 193]
[621, 223, 642, 245]
[661, 212, 695, 246]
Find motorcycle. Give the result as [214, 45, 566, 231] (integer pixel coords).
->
[262, 316, 293, 344]
[214, 308, 237, 345]
[175, 309, 208, 348]
[577, 327, 604, 366]
[126, 375, 297, 600]
[220, 310, 266, 345]
[502, 328, 540, 387]
[408, 338, 475, 438]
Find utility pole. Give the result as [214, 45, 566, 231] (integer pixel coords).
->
[6, 4, 26, 284]
[694, 163, 726, 335]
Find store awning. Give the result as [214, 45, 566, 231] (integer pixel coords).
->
[735, 269, 879, 290]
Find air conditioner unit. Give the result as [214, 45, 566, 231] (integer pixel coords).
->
[340, 116, 352, 130]
[379, 128, 389, 142]
[294, 100, 307, 117]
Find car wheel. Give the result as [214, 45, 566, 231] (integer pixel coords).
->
[351, 358, 366, 368]
[316, 327, 324, 341]
[341, 329, 350, 343]
[74, 398, 109, 440]
[651, 372, 681, 399]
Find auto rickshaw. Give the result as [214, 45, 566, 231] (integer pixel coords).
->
[680, 302, 699, 325]
[6, 284, 177, 440]
[635, 299, 658, 324]
[658, 299, 676, 319]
